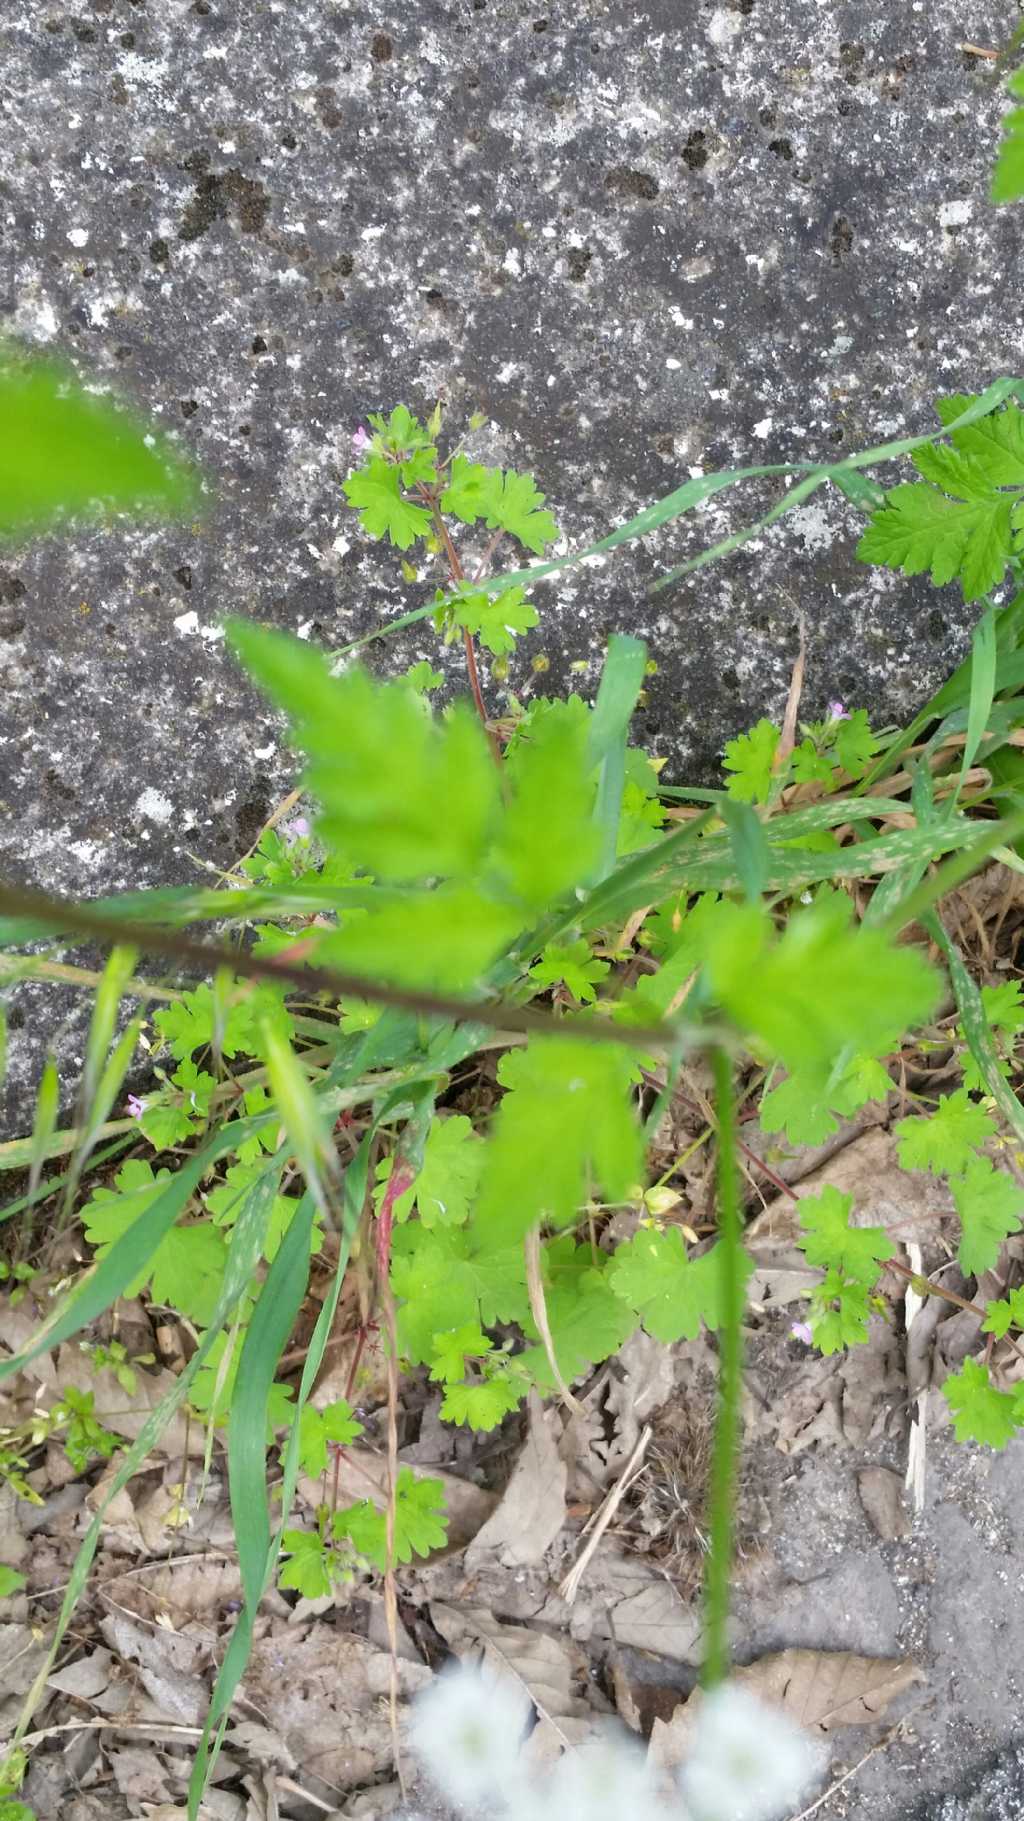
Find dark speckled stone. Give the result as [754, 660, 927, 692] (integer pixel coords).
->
[1, 0, 1021, 1130]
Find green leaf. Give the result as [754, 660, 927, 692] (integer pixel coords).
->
[440, 1374, 523, 1430]
[722, 719, 779, 804]
[703, 894, 941, 1080]
[760, 1053, 891, 1148]
[529, 938, 610, 1005]
[297, 1399, 363, 1479]
[154, 982, 291, 1063]
[856, 476, 1017, 604]
[206, 1161, 318, 1265]
[342, 456, 432, 548]
[894, 1089, 997, 1177]
[428, 1323, 492, 1385]
[228, 625, 500, 884]
[439, 455, 495, 524]
[808, 1270, 873, 1353]
[943, 1356, 1022, 1448]
[323, 883, 521, 994]
[390, 1222, 529, 1365]
[797, 1185, 893, 1287]
[520, 1259, 635, 1384]
[790, 742, 836, 788]
[334, 1468, 448, 1568]
[759, 1075, 839, 1147]
[608, 1228, 730, 1342]
[441, 458, 559, 553]
[375, 1115, 483, 1230]
[979, 979, 1024, 1033]
[0, 352, 199, 540]
[982, 1285, 1024, 1340]
[475, 1038, 641, 1243]
[0, 1565, 26, 1598]
[81, 1160, 228, 1324]
[279, 1528, 335, 1599]
[367, 405, 435, 456]
[992, 70, 1024, 205]
[495, 702, 599, 906]
[645, 891, 721, 963]
[831, 709, 879, 778]
[139, 1100, 198, 1150]
[188, 1328, 295, 1433]
[951, 1155, 1024, 1276]
[404, 660, 444, 693]
[450, 584, 539, 656]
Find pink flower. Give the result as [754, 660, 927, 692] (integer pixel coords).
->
[827, 700, 850, 722]
[126, 1094, 146, 1119]
[284, 815, 311, 843]
[351, 426, 372, 453]
[790, 1320, 814, 1346]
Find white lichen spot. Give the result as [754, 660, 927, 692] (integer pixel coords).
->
[135, 787, 173, 825]
[706, 6, 745, 44]
[939, 199, 973, 229]
[788, 502, 833, 554]
[66, 227, 90, 248]
[173, 609, 199, 636]
[753, 416, 773, 440]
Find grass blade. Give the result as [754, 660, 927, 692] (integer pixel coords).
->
[586, 634, 648, 882]
[80, 945, 138, 1113]
[928, 914, 1024, 1148]
[956, 605, 997, 807]
[721, 801, 768, 902]
[27, 1056, 60, 1205]
[190, 1130, 379, 1815]
[62, 1014, 143, 1216]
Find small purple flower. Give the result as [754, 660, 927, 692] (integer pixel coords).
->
[827, 700, 850, 722]
[351, 425, 372, 453]
[283, 815, 311, 843]
[126, 1094, 146, 1120]
[790, 1320, 814, 1346]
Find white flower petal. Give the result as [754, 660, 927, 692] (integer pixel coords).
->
[679, 1684, 823, 1821]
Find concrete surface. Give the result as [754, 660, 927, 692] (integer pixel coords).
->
[0, 3, 1021, 1113]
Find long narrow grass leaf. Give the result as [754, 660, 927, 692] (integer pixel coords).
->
[28, 1057, 60, 1204]
[928, 915, 1024, 1147]
[587, 634, 648, 881]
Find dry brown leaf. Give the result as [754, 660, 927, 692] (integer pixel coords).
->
[748, 1128, 957, 1249]
[241, 1621, 406, 1792]
[733, 1647, 922, 1730]
[465, 1392, 566, 1569]
[601, 1331, 676, 1476]
[608, 1579, 704, 1665]
[54, 1342, 197, 1456]
[649, 1649, 922, 1774]
[857, 1466, 911, 1541]
[430, 1602, 590, 1729]
[47, 1647, 115, 1701]
[99, 1608, 208, 1725]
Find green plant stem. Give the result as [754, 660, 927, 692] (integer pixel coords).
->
[702, 1045, 743, 1689]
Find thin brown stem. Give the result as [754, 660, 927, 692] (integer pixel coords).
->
[0, 879, 683, 1054]
[461, 623, 491, 730]
[886, 1257, 1024, 1369]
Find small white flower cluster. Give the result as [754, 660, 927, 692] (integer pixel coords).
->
[407, 1664, 823, 1821]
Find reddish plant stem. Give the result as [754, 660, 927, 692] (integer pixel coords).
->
[460, 623, 490, 730]
[416, 482, 497, 746]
